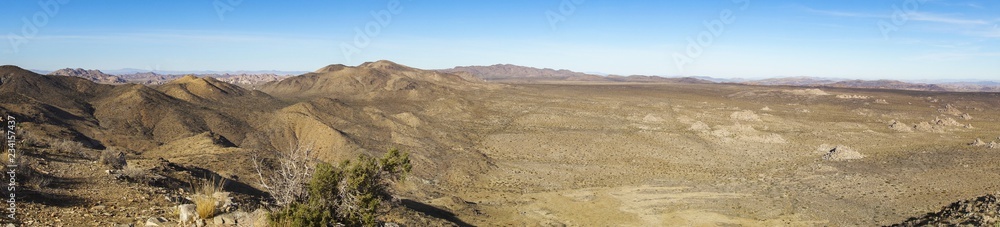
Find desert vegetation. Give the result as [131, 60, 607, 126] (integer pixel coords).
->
[263, 148, 411, 226]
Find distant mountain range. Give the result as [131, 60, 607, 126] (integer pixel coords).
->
[739, 77, 1000, 92]
[99, 68, 308, 76]
[438, 64, 712, 83]
[37, 68, 296, 86]
[31, 64, 1000, 92]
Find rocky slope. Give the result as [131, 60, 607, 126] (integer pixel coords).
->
[893, 193, 1000, 226]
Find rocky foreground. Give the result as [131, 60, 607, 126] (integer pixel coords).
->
[893, 193, 1000, 226]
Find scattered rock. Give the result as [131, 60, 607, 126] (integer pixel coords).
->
[933, 117, 963, 127]
[213, 191, 235, 212]
[761, 106, 772, 111]
[989, 141, 998, 149]
[961, 113, 972, 120]
[177, 204, 198, 226]
[939, 104, 964, 116]
[145, 217, 169, 226]
[889, 120, 912, 132]
[237, 209, 269, 226]
[875, 99, 889, 104]
[213, 213, 237, 225]
[822, 145, 864, 161]
[970, 138, 988, 147]
[894, 193, 1000, 226]
[913, 122, 942, 133]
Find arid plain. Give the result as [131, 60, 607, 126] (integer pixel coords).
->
[436, 82, 1000, 226]
[2, 61, 999, 226]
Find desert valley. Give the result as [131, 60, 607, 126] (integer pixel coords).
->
[1, 61, 998, 226]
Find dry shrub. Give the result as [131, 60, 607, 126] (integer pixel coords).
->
[121, 165, 147, 181]
[98, 148, 127, 170]
[16, 128, 42, 147]
[50, 139, 83, 154]
[253, 144, 316, 206]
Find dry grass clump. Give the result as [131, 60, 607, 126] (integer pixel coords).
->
[191, 179, 228, 219]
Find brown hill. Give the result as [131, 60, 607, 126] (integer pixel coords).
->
[48, 68, 126, 84]
[90, 83, 254, 151]
[155, 75, 283, 109]
[259, 60, 488, 100]
[1, 65, 111, 113]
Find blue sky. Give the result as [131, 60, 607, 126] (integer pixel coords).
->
[1, 0, 998, 80]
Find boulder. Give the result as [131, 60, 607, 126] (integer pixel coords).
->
[889, 120, 912, 132]
[145, 217, 169, 226]
[213, 213, 238, 225]
[177, 204, 198, 225]
[970, 138, 987, 147]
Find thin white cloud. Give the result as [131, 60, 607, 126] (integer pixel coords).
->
[801, 7, 884, 18]
[970, 29, 1000, 38]
[802, 6, 990, 26]
[910, 12, 988, 25]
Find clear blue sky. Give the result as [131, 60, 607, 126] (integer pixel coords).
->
[1, 0, 998, 80]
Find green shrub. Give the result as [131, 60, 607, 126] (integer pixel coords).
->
[268, 149, 411, 227]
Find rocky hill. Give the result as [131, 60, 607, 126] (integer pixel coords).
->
[48, 68, 126, 84]
[1, 62, 492, 225]
[214, 73, 288, 86]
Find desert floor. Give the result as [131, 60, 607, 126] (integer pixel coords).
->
[424, 82, 1000, 226]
